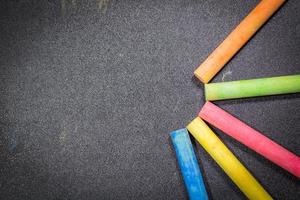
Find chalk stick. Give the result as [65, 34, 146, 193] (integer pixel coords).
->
[170, 128, 209, 200]
[194, 0, 286, 83]
[187, 118, 272, 200]
[205, 74, 300, 101]
[199, 101, 300, 178]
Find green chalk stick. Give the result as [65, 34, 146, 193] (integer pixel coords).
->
[205, 74, 300, 101]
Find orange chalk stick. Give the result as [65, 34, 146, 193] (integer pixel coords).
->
[194, 0, 286, 83]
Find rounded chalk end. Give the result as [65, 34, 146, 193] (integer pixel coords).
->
[194, 70, 209, 84]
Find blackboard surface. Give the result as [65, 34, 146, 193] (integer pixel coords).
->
[0, 0, 299, 199]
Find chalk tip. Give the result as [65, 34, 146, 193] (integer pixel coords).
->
[198, 101, 212, 117]
[194, 70, 209, 84]
[170, 128, 188, 138]
[204, 84, 208, 100]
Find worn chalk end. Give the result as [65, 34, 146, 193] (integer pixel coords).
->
[194, 69, 209, 84]
[204, 84, 209, 101]
[169, 128, 187, 139]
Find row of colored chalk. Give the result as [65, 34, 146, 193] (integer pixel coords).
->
[169, 0, 300, 199]
[170, 102, 300, 199]
[171, 118, 272, 200]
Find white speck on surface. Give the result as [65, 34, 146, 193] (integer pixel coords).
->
[222, 70, 232, 81]
[59, 128, 67, 145]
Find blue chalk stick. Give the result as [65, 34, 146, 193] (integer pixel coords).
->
[170, 128, 208, 200]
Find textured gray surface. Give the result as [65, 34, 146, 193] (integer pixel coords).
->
[0, 0, 299, 199]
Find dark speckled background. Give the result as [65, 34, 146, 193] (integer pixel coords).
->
[0, 0, 299, 199]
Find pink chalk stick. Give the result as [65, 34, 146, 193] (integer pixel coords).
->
[199, 101, 300, 178]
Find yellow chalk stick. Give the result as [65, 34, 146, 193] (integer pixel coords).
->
[187, 117, 272, 200]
